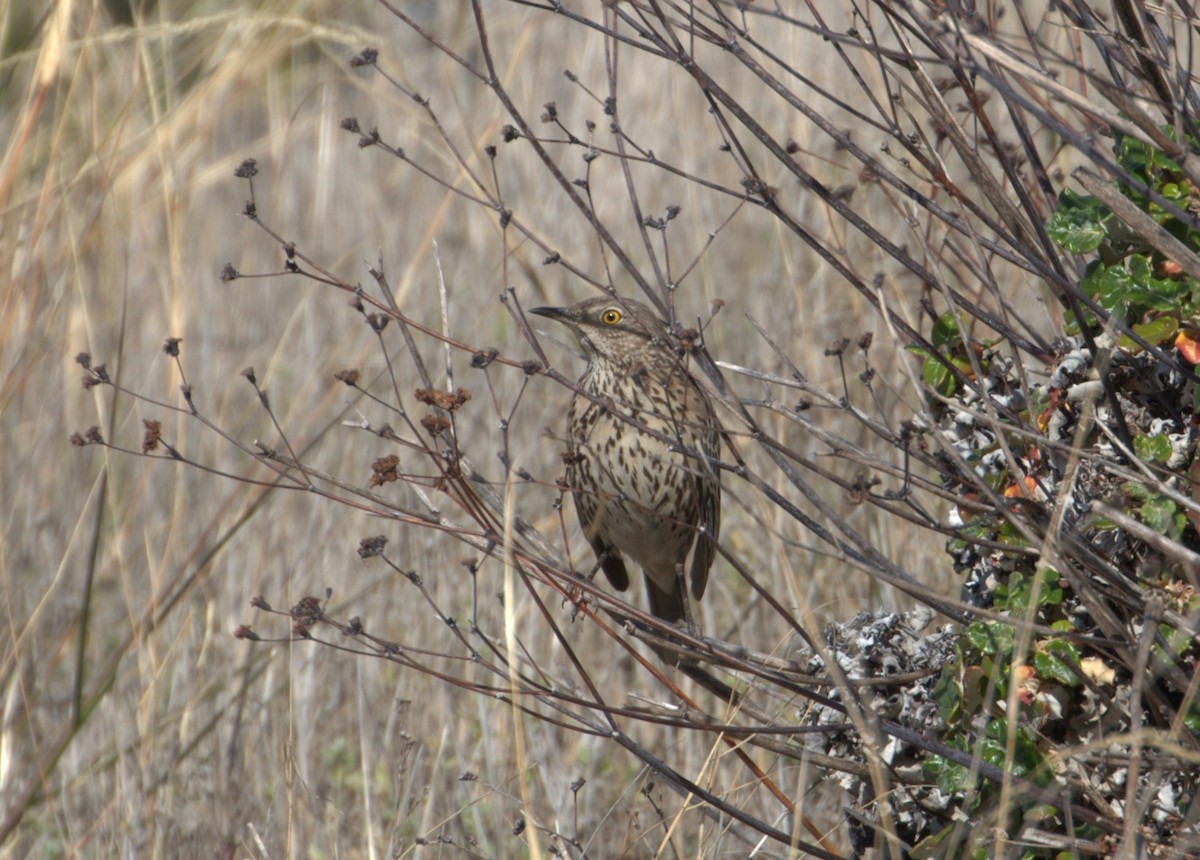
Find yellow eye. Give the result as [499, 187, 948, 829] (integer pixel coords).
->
[601, 308, 622, 325]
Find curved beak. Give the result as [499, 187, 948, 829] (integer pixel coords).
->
[529, 305, 588, 359]
[529, 305, 572, 323]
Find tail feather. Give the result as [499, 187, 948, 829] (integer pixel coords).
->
[643, 575, 740, 703]
[644, 576, 686, 625]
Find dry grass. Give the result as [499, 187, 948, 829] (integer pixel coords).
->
[1, 1, 1135, 857]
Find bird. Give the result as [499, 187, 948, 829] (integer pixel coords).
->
[530, 295, 721, 628]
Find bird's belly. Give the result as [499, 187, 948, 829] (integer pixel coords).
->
[576, 413, 698, 569]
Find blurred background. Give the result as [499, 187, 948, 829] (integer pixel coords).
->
[0, 1, 1042, 856]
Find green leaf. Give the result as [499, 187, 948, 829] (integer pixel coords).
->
[1082, 255, 1191, 323]
[1124, 315, 1179, 351]
[1140, 495, 1179, 535]
[1156, 622, 1194, 661]
[1117, 133, 1181, 179]
[966, 621, 1014, 656]
[971, 660, 1003, 706]
[1046, 189, 1110, 253]
[984, 719, 1045, 779]
[1034, 639, 1081, 686]
[1133, 432, 1174, 464]
[1183, 703, 1200, 734]
[1124, 255, 1190, 310]
[1087, 262, 1136, 316]
[996, 519, 1031, 549]
[1022, 567, 1064, 608]
[1125, 482, 1153, 502]
[996, 571, 1031, 611]
[923, 755, 974, 795]
[931, 312, 961, 348]
[1023, 803, 1061, 824]
[922, 354, 956, 396]
[1161, 181, 1185, 201]
[911, 822, 966, 860]
[980, 731, 1008, 769]
[932, 666, 962, 723]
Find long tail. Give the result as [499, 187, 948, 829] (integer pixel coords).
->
[644, 576, 686, 624]
[643, 577, 740, 703]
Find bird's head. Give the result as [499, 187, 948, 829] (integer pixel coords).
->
[530, 296, 671, 368]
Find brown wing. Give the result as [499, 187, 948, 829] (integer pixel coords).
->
[687, 382, 721, 601]
[688, 460, 720, 600]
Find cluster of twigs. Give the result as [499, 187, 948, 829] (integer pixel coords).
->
[70, 0, 1200, 855]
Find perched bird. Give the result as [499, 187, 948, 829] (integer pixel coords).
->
[531, 296, 721, 626]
